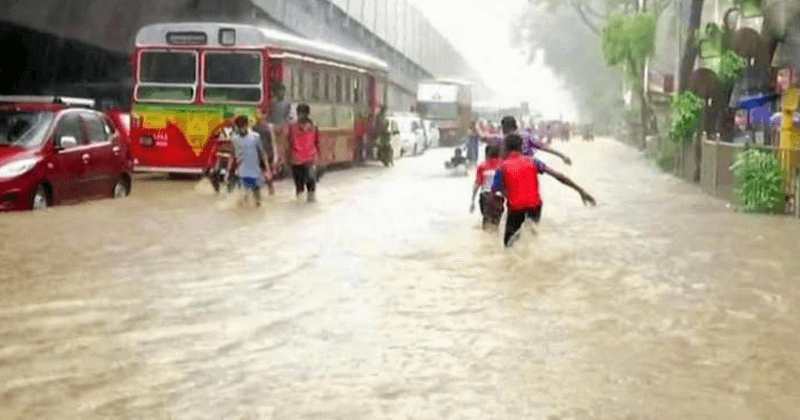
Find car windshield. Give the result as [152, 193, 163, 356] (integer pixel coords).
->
[0, 111, 55, 148]
[395, 118, 416, 133]
[416, 102, 458, 120]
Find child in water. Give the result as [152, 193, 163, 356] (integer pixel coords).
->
[470, 145, 503, 229]
[446, 147, 468, 167]
[231, 115, 271, 206]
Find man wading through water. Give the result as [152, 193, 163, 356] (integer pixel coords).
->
[501, 116, 572, 165]
[232, 115, 271, 207]
[492, 134, 596, 248]
[375, 106, 393, 166]
[254, 108, 278, 195]
[287, 104, 321, 202]
[470, 144, 503, 229]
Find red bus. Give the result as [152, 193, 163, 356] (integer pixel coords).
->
[129, 22, 389, 176]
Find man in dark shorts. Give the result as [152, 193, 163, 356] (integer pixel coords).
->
[492, 134, 596, 248]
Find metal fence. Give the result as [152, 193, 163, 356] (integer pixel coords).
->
[698, 135, 800, 216]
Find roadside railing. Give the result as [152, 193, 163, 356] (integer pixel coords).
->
[701, 134, 800, 216]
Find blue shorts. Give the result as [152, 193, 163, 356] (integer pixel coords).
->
[240, 176, 259, 190]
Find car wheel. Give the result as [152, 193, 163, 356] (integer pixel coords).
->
[113, 178, 129, 198]
[414, 144, 418, 156]
[31, 185, 48, 210]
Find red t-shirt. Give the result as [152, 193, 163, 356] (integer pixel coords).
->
[500, 151, 543, 211]
[475, 158, 502, 192]
[288, 121, 320, 165]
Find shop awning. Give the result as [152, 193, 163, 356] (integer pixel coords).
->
[736, 92, 779, 109]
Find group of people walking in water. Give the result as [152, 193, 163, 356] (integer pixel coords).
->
[227, 90, 596, 249]
[468, 116, 596, 248]
[227, 84, 397, 206]
[227, 84, 322, 206]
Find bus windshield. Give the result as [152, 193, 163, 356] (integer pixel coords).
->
[137, 51, 197, 102]
[203, 52, 262, 103]
[140, 51, 196, 84]
[205, 52, 261, 84]
[416, 102, 458, 120]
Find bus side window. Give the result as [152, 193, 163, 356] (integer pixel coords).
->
[283, 66, 292, 100]
[323, 71, 330, 102]
[345, 75, 352, 103]
[329, 70, 336, 103]
[311, 71, 320, 101]
[353, 78, 360, 105]
[335, 74, 342, 103]
[297, 70, 305, 101]
[365, 76, 372, 106]
[290, 66, 298, 100]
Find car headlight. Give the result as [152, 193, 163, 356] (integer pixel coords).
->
[0, 157, 40, 178]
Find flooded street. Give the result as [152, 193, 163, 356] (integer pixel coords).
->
[2, 138, 800, 419]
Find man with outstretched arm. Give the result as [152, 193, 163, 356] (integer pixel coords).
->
[500, 116, 572, 166]
[492, 134, 596, 248]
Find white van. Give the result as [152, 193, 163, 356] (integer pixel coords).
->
[388, 113, 427, 156]
[423, 120, 440, 148]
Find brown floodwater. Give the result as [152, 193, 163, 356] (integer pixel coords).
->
[1, 138, 799, 419]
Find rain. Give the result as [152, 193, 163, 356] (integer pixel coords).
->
[2, 0, 800, 418]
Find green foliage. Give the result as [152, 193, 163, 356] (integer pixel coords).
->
[731, 149, 786, 213]
[646, 139, 677, 171]
[719, 50, 746, 86]
[668, 91, 704, 146]
[601, 13, 656, 71]
[698, 23, 725, 60]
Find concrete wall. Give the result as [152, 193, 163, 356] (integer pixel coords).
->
[1, 0, 489, 107]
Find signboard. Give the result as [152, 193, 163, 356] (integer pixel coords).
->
[417, 84, 458, 103]
[166, 32, 208, 46]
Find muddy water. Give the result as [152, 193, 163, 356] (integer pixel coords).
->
[1, 138, 800, 419]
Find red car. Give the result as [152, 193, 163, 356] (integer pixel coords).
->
[0, 96, 134, 211]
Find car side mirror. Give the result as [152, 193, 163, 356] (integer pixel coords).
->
[58, 135, 78, 150]
[392, 130, 400, 135]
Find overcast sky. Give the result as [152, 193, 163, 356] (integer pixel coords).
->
[408, 0, 578, 120]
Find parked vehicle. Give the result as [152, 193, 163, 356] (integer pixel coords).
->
[388, 113, 427, 156]
[581, 124, 595, 141]
[0, 96, 133, 211]
[382, 118, 404, 161]
[423, 119, 440, 148]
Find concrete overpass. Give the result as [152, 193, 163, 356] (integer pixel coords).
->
[0, 0, 492, 110]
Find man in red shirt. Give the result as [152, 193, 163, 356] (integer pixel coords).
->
[287, 103, 321, 202]
[492, 134, 596, 248]
[470, 144, 503, 229]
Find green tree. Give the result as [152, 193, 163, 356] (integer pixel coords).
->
[601, 12, 657, 148]
[518, 0, 672, 148]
